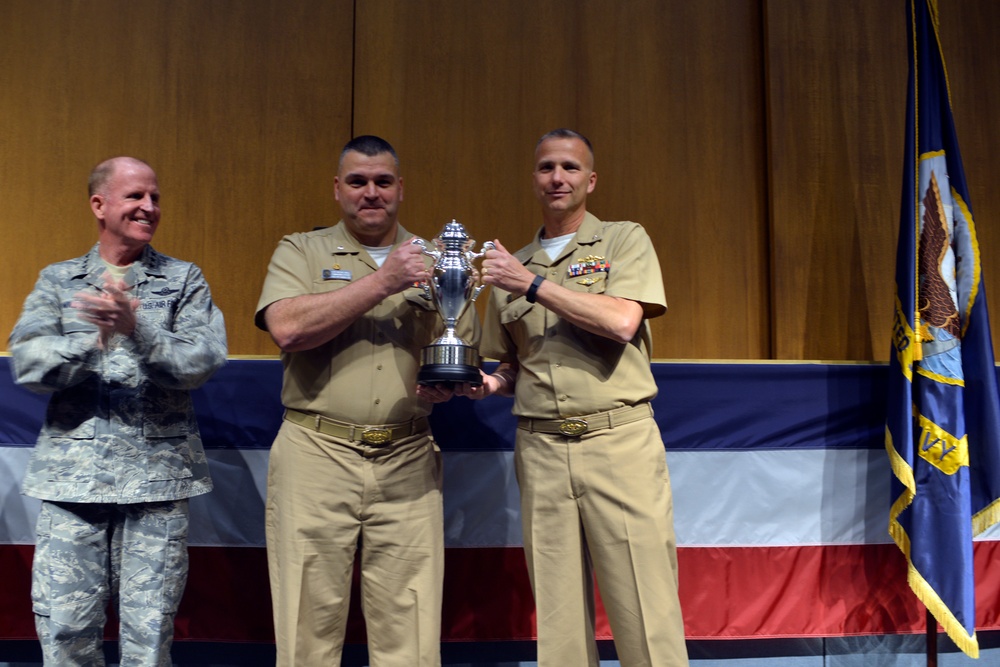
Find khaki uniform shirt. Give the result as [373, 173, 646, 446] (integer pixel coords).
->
[9, 244, 227, 503]
[255, 221, 480, 425]
[482, 213, 666, 419]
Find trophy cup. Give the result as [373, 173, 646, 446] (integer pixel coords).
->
[412, 220, 494, 386]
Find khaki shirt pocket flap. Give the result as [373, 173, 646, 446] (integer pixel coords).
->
[404, 287, 437, 311]
[499, 298, 534, 325]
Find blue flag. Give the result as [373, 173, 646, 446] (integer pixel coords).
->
[887, 0, 1000, 658]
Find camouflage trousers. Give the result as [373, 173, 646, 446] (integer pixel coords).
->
[31, 499, 190, 667]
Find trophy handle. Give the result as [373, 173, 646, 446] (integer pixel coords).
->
[468, 240, 495, 262]
[469, 240, 496, 302]
[410, 238, 439, 301]
[411, 237, 441, 260]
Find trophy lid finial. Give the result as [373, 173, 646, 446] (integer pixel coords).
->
[438, 219, 470, 250]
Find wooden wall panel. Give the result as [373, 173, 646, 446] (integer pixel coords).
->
[938, 0, 1000, 361]
[3, 1, 998, 362]
[766, 0, 1000, 361]
[0, 0, 354, 356]
[353, 0, 771, 360]
[766, 0, 906, 361]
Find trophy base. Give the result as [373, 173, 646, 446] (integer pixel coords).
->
[418, 343, 482, 386]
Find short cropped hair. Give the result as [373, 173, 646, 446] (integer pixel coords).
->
[88, 157, 153, 197]
[536, 128, 594, 157]
[339, 135, 399, 169]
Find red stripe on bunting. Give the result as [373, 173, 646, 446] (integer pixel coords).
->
[0, 545, 33, 641]
[2, 543, 999, 643]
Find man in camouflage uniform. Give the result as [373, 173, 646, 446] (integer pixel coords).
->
[8, 156, 227, 666]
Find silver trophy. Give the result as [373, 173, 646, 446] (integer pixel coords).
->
[412, 220, 494, 386]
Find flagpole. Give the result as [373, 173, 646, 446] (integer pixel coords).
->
[926, 608, 937, 667]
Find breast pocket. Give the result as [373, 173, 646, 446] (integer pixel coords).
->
[62, 314, 97, 337]
[498, 296, 534, 326]
[403, 287, 437, 313]
[139, 279, 183, 328]
[311, 277, 351, 294]
[395, 286, 441, 345]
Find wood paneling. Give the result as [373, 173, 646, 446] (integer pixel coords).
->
[2, 0, 999, 361]
[766, 0, 1000, 361]
[939, 0, 1000, 362]
[353, 0, 770, 360]
[0, 0, 354, 356]
[766, 0, 906, 360]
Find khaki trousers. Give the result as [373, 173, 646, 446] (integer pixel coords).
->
[515, 414, 689, 667]
[266, 420, 444, 667]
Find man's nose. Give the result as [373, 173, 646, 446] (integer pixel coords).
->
[362, 182, 379, 197]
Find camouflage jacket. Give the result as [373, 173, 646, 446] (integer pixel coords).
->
[9, 243, 227, 503]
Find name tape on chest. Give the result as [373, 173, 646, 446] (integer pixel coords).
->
[140, 298, 177, 311]
[322, 268, 352, 281]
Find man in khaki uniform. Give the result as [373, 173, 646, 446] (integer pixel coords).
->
[462, 129, 689, 666]
[255, 136, 474, 666]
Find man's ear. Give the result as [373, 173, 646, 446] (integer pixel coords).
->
[90, 194, 105, 220]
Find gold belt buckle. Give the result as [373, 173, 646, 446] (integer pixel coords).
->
[361, 428, 392, 445]
[558, 418, 589, 436]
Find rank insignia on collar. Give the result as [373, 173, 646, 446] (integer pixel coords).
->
[568, 255, 610, 277]
[323, 268, 352, 281]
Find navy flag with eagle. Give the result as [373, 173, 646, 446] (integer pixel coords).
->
[887, 0, 1000, 658]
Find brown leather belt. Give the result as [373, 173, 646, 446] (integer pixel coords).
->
[517, 403, 653, 437]
[284, 408, 428, 446]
